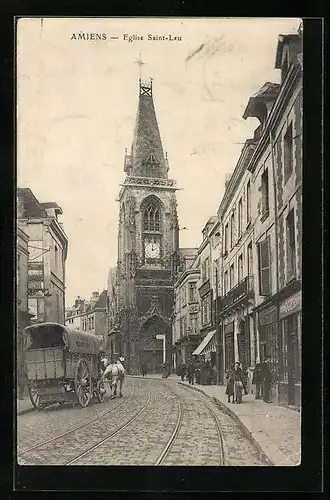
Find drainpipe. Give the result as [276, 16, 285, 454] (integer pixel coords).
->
[270, 128, 280, 397]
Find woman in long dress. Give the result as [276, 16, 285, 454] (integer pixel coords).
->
[225, 365, 235, 403]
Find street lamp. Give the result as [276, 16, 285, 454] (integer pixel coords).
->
[156, 333, 166, 364]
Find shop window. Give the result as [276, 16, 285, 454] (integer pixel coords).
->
[286, 209, 296, 281]
[229, 264, 235, 290]
[230, 211, 236, 248]
[201, 295, 210, 326]
[190, 313, 197, 333]
[261, 168, 269, 218]
[284, 122, 293, 183]
[287, 314, 301, 384]
[224, 270, 228, 294]
[188, 282, 197, 303]
[181, 286, 187, 306]
[224, 223, 229, 254]
[258, 236, 271, 296]
[238, 253, 243, 282]
[201, 257, 210, 282]
[246, 181, 251, 225]
[247, 242, 253, 277]
[238, 198, 243, 238]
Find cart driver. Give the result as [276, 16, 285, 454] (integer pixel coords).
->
[100, 351, 109, 375]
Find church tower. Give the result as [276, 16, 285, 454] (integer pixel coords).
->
[116, 79, 180, 374]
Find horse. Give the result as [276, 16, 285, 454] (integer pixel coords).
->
[101, 360, 125, 399]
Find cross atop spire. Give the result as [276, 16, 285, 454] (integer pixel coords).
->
[135, 52, 145, 80]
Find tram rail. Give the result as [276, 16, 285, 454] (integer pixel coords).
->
[155, 381, 226, 466]
[17, 382, 136, 460]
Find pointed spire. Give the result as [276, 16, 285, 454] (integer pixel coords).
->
[130, 79, 168, 179]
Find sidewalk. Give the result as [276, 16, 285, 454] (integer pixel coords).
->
[179, 380, 301, 467]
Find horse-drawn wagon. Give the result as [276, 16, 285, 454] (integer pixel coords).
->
[22, 322, 106, 409]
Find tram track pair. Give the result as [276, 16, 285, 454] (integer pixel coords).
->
[155, 380, 226, 466]
[17, 380, 136, 459]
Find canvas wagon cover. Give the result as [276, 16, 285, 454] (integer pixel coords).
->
[23, 322, 101, 355]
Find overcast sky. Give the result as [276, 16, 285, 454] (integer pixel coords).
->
[17, 17, 300, 307]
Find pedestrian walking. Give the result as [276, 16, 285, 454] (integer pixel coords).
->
[141, 361, 147, 377]
[247, 366, 253, 394]
[261, 355, 272, 403]
[180, 362, 186, 382]
[187, 359, 195, 385]
[233, 362, 244, 404]
[240, 363, 249, 395]
[165, 362, 171, 378]
[252, 360, 263, 399]
[225, 365, 235, 403]
[194, 360, 201, 384]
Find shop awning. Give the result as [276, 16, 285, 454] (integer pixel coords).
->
[192, 330, 216, 356]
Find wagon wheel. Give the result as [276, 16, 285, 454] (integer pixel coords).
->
[74, 359, 92, 408]
[27, 383, 41, 410]
[96, 379, 106, 403]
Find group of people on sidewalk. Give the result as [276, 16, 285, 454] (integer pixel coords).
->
[177, 358, 217, 386]
[225, 356, 272, 404]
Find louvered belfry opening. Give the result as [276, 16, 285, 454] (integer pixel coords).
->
[143, 197, 161, 232]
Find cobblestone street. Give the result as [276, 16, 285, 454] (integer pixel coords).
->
[17, 376, 269, 466]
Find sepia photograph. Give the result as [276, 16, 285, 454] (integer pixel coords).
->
[16, 17, 302, 468]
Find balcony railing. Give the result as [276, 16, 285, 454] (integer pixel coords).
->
[218, 275, 254, 313]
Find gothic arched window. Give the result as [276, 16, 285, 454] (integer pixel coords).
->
[143, 199, 160, 232]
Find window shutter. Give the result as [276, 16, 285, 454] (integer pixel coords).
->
[258, 236, 271, 295]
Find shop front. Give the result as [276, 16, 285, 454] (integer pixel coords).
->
[192, 329, 217, 384]
[278, 289, 302, 408]
[257, 303, 279, 403]
[224, 321, 235, 372]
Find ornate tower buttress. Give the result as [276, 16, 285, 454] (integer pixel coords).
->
[116, 79, 180, 374]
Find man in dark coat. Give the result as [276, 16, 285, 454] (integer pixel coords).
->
[261, 355, 272, 403]
[141, 361, 147, 377]
[252, 360, 263, 399]
[187, 359, 195, 385]
[180, 362, 186, 381]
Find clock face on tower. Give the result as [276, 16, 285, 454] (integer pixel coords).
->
[145, 239, 160, 259]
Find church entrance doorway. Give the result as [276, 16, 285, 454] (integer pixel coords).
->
[139, 315, 169, 374]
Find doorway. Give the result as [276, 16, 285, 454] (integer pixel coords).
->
[139, 314, 169, 374]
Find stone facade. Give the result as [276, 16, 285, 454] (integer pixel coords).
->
[65, 291, 107, 348]
[17, 188, 68, 325]
[188, 29, 302, 409]
[172, 249, 200, 370]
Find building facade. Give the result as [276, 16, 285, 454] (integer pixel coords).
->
[17, 226, 33, 394]
[172, 249, 200, 370]
[65, 291, 108, 348]
[17, 188, 68, 325]
[244, 32, 302, 407]
[115, 79, 180, 374]
[193, 217, 218, 366]
[217, 135, 259, 380]
[189, 28, 302, 409]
